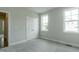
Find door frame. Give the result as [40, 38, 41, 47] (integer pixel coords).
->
[0, 10, 9, 47]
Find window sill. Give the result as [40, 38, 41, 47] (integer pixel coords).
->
[63, 31, 79, 34]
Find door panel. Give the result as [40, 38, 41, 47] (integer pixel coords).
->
[26, 16, 38, 40]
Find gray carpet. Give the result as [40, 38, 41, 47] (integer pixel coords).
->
[0, 39, 79, 52]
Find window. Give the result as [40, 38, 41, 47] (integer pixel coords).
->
[41, 14, 48, 31]
[64, 8, 79, 33]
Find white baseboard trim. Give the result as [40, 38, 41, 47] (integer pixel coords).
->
[9, 38, 37, 47]
[51, 39, 79, 48]
[41, 38, 79, 48]
[9, 40, 28, 46]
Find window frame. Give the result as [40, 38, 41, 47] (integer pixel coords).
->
[41, 14, 48, 31]
[63, 8, 79, 33]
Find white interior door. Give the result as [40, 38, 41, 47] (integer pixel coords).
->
[26, 16, 39, 40]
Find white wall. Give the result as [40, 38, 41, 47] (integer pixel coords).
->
[0, 7, 39, 46]
[40, 7, 79, 47]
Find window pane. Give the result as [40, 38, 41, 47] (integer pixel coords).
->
[72, 9, 78, 15]
[42, 15, 48, 20]
[41, 14, 48, 31]
[65, 11, 71, 16]
[41, 24, 48, 31]
[65, 21, 78, 32]
[65, 15, 78, 21]
[72, 15, 78, 20]
[42, 15, 48, 23]
[65, 16, 71, 21]
[42, 19, 48, 24]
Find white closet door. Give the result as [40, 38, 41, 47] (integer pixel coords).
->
[26, 16, 38, 40]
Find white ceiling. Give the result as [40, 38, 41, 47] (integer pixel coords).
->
[28, 7, 55, 13]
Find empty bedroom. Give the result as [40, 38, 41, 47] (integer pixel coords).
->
[0, 7, 79, 52]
